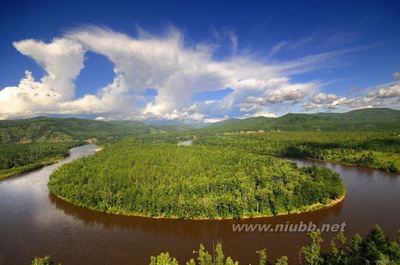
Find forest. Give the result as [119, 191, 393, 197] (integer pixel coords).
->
[194, 131, 400, 173]
[0, 116, 186, 144]
[204, 108, 400, 132]
[32, 224, 400, 265]
[0, 116, 186, 179]
[1, 108, 399, 179]
[48, 141, 345, 219]
[0, 142, 79, 180]
[116, 130, 400, 173]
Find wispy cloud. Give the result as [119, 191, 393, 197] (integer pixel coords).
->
[266, 29, 362, 61]
[0, 26, 397, 121]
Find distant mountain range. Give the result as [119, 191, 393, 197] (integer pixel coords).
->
[0, 116, 182, 144]
[0, 108, 399, 143]
[205, 108, 400, 132]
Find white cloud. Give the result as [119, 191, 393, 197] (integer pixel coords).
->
[304, 83, 400, 111]
[0, 38, 85, 119]
[1, 26, 398, 122]
[13, 38, 85, 101]
[393, 72, 400, 80]
[304, 92, 347, 110]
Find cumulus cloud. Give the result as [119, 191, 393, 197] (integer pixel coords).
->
[0, 38, 84, 119]
[304, 83, 400, 111]
[304, 92, 347, 110]
[1, 26, 398, 121]
[394, 72, 400, 80]
[13, 38, 85, 100]
[237, 80, 318, 116]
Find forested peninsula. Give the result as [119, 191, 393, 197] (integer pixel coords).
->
[48, 142, 345, 219]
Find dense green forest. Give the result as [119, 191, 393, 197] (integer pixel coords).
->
[195, 131, 400, 172]
[205, 108, 400, 132]
[48, 142, 344, 219]
[0, 142, 80, 180]
[0, 116, 187, 179]
[1, 108, 399, 144]
[32, 225, 400, 265]
[0, 116, 186, 144]
[1, 108, 399, 180]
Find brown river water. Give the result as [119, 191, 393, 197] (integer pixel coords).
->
[0, 144, 399, 265]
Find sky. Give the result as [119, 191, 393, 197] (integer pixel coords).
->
[0, 0, 399, 122]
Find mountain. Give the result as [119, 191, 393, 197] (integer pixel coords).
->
[206, 108, 400, 132]
[1, 108, 399, 144]
[0, 117, 151, 144]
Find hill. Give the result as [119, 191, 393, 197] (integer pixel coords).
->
[0, 116, 152, 144]
[206, 108, 400, 132]
[1, 108, 399, 144]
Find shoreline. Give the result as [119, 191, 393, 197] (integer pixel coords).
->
[95, 147, 103, 152]
[284, 156, 399, 174]
[0, 142, 89, 181]
[0, 156, 66, 181]
[49, 192, 346, 221]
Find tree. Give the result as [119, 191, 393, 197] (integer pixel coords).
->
[148, 225, 400, 265]
[347, 234, 363, 264]
[302, 231, 323, 265]
[31, 256, 54, 265]
[327, 232, 347, 265]
[256, 249, 267, 265]
[366, 224, 387, 251]
[49, 142, 345, 219]
[275, 256, 288, 265]
[215, 243, 225, 265]
[150, 252, 179, 265]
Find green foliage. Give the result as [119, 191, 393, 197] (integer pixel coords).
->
[150, 252, 179, 265]
[301, 231, 323, 265]
[196, 131, 400, 172]
[0, 142, 79, 179]
[0, 116, 190, 179]
[185, 243, 239, 265]
[0, 116, 183, 144]
[2, 107, 399, 183]
[31, 255, 54, 265]
[319, 225, 399, 265]
[48, 142, 344, 219]
[148, 225, 400, 265]
[256, 249, 267, 265]
[275, 256, 288, 265]
[205, 108, 400, 132]
[32, 226, 400, 265]
[328, 232, 347, 265]
[0, 142, 75, 170]
[149, 243, 286, 265]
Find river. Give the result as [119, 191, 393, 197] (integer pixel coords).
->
[0, 144, 399, 265]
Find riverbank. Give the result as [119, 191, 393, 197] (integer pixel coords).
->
[0, 156, 66, 181]
[285, 154, 400, 174]
[0, 141, 85, 181]
[50, 192, 346, 220]
[48, 142, 345, 220]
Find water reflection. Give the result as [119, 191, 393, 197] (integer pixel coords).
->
[48, 192, 345, 237]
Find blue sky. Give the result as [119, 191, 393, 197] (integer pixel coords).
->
[0, 0, 399, 121]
